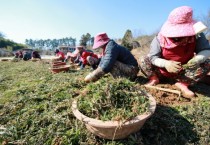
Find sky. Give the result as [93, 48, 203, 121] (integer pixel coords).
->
[0, 0, 209, 44]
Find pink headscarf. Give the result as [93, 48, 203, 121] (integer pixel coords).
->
[157, 33, 195, 49]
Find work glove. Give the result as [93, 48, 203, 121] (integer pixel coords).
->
[186, 50, 210, 68]
[186, 57, 200, 68]
[165, 60, 181, 73]
[84, 67, 105, 83]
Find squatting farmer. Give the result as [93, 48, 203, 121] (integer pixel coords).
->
[140, 6, 210, 98]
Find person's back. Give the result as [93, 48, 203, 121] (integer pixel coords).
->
[32, 51, 41, 59]
[54, 49, 65, 62]
[99, 40, 138, 72]
[14, 51, 23, 58]
[85, 32, 139, 83]
[79, 50, 99, 70]
[23, 51, 32, 61]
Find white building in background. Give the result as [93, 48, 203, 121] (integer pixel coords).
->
[59, 46, 76, 54]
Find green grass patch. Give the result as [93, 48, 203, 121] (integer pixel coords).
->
[0, 61, 209, 145]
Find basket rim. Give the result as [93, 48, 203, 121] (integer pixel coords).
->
[52, 61, 66, 64]
[72, 92, 156, 128]
[49, 64, 70, 70]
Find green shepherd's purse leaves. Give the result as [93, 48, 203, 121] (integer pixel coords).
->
[77, 76, 150, 121]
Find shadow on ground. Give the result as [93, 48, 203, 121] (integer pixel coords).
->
[139, 105, 199, 145]
[191, 83, 210, 97]
[94, 105, 199, 145]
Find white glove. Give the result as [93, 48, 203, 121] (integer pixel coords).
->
[153, 58, 182, 73]
[165, 60, 181, 73]
[84, 67, 105, 83]
[187, 50, 210, 67]
[186, 57, 200, 68]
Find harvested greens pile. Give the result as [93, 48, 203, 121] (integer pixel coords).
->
[78, 76, 150, 121]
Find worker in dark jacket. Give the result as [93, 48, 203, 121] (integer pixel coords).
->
[31, 51, 41, 59]
[23, 51, 32, 61]
[85, 32, 139, 83]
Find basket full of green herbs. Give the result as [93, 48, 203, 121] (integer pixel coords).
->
[72, 76, 156, 140]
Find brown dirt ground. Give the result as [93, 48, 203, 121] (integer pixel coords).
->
[132, 48, 210, 106]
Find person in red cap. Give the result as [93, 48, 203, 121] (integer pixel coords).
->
[54, 49, 65, 62]
[140, 6, 210, 98]
[84, 32, 139, 82]
[76, 46, 99, 70]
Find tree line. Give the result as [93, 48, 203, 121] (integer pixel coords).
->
[25, 33, 94, 50]
[25, 37, 76, 50]
[0, 33, 27, 51]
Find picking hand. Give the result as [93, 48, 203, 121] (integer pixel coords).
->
[84, 67, 105, 83]
[165, 60, 181, 73]
[186, 57, 200, 68]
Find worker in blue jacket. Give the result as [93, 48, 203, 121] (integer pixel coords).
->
[85, 32, 139, 83]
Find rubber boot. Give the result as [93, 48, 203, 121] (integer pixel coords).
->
[146, 75, 159, 86]
[175, 82, 195, 98]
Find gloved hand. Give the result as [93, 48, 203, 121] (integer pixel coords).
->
[186, 50, 210, 68]
[84, 67, 105, 83]
[186, 58, 198, 68]
[165, 60, 181, 73]
[186, 56, 204, 68]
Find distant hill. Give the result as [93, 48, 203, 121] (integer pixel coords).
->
[0, 37, 28, 57]
[0, 37, 27, 51]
